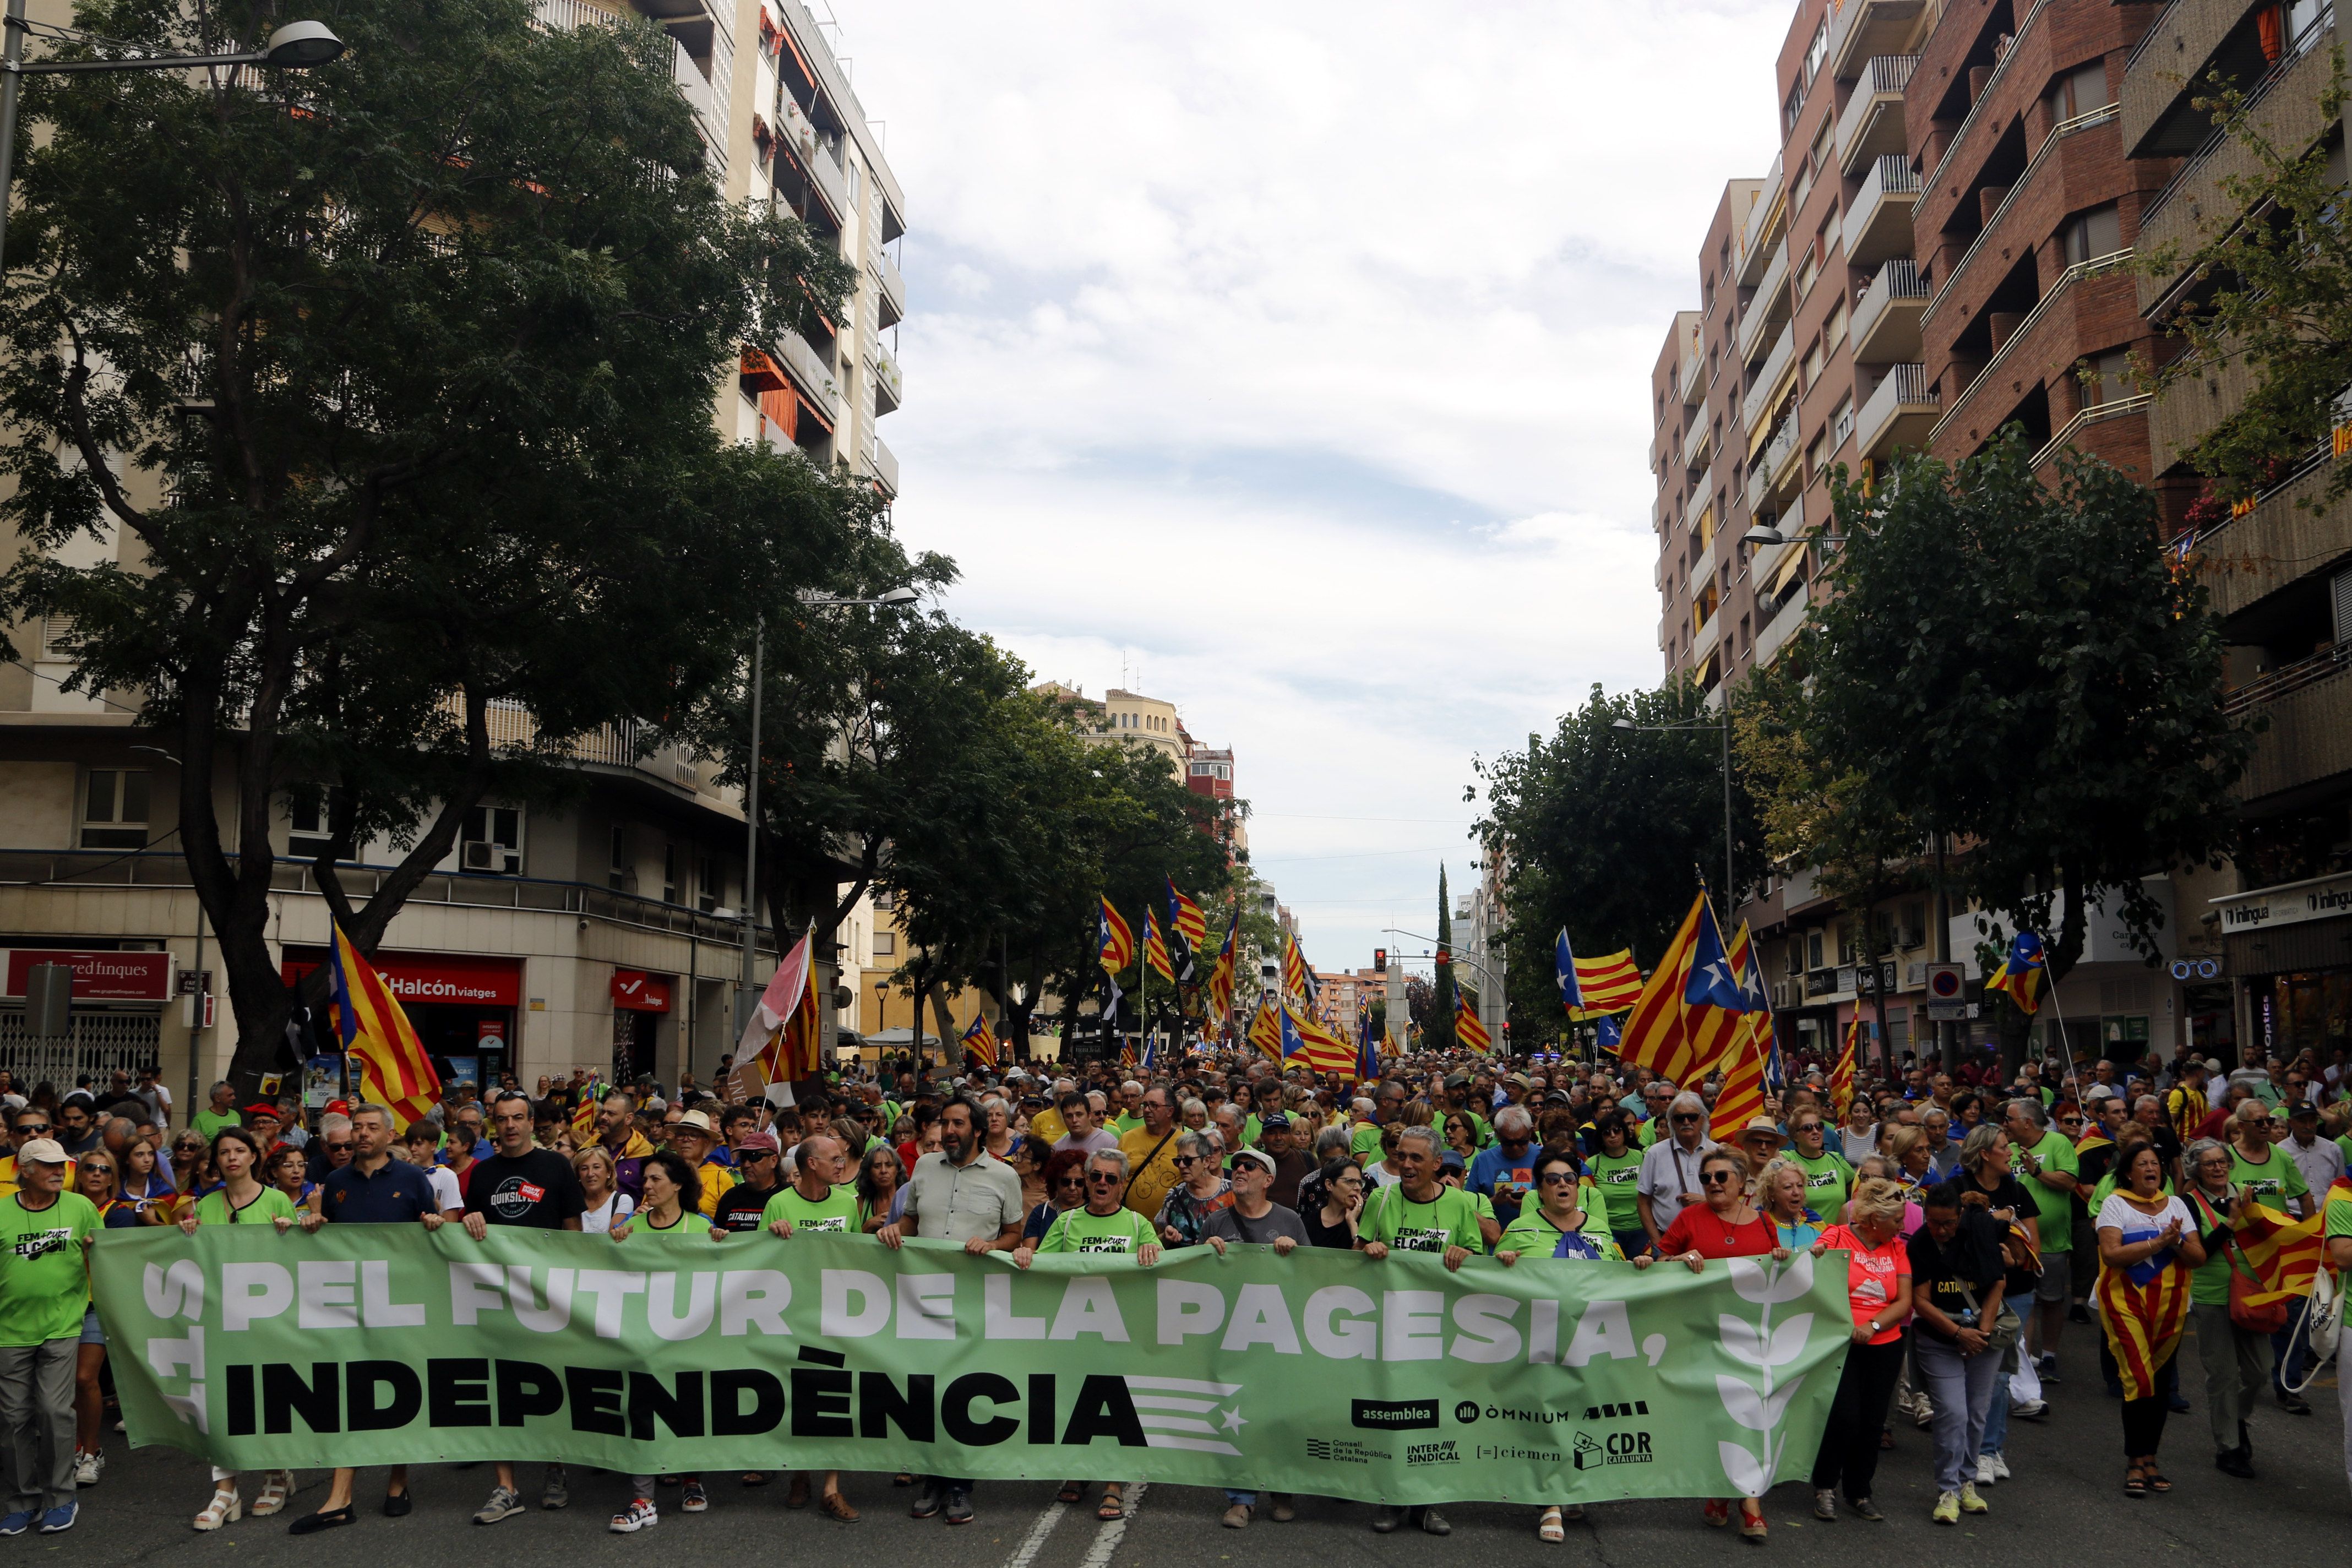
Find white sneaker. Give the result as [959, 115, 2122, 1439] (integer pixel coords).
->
[1913, 1396, 1936, 1429]
[1974, 1455, 1997, 1486]
[609, 1498, 658, 1534]
[72, 1450, 102, 1488]
[1989, 1452, 2011, 1481]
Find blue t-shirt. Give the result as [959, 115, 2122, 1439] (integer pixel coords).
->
[319, 1158, 442, 1224]
[1467, 1143, 1543, 1227]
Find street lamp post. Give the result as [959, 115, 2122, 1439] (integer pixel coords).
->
[0, 13, 345, 276]
[735, 586, 920, 1039]
[1613, 714, 1736, 904]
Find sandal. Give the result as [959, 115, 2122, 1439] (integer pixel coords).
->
[251, 1471, 294, 1517]
[819, 1491, 861, 1523]
[2124, 1466, 2148, 1498]
[1055, 1481, 1085, 1505]
[2144, 1470, 2172, 1493]
[1097, 1487, 1125, 1521]
[1738, 1501, 1768, 1542]
[194, 1485, 242, 1532]
[1702, 1498, 1730, 1526]
[1539, 1505, 1564, 1542]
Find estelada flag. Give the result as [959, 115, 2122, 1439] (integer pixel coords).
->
[1558, 928, 1643, 1015]
[1206, 908, 1239, 1032]
[959, 1011, 999, 1069]
[1827, 1013, 1861, 1123]
[2190, 1188, 2332, 1306]
[1142, 906, 1175, 984]
[1985, 930, 2047, 1016]
[1167, 879, 1207, 949]
[1709, 1033, 1767, 1141]
[326, 924, 442, 1131]
[731, 927, 821, 1102]
[1453, 990, 1494, 1053]
[1730, 921, 1783, 1088]
[1098, 897, 1135, 974]
[570, 1079, 604, 1138]
[1248, 996, 1283, 1061]
[1282, 932, 1313, 1004]
[1620, 891, 1749, 1087]
[1280, 996, 1355, 1075]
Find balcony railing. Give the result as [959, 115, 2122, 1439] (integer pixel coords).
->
[1836, 55, 1918, 172]
[1680, 344, 1708, 405]
[774, 328, 838, 407]
[1840, 154, 1923, 265]
[1741, 322, 1795, 434]
[1763, 411, 1800, 483]
[2028, 392, 2154, 470]
[873, 246, 906, 326]
[1736, 153, 1785, 284]
[1857, 361, 1938, 456]
[1681, 413, 1714, 473]
[532, 0, 618, 34]
[1926, 0, 2053, 192]
[1738, 244, 1789, 365]
[1930, 249, 2133, 446]
[2223, 644, 2349, 715]
[2141, 7, 2334, 236]
[1852, 258, 1929, 362]
[871, 339, 903, 413]
[867, 435, 900, 496]
[1924, 103, 2117, 329]
[1755, 578, 1812, 667]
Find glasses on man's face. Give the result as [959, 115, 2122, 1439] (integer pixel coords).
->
[324, 1141, 352, 1154]
[1672, 1113, 1701, 1124]
[1700, 1170, 1736, 1187]
[18, 1124, 49, 1136]
[1086, 1172, 1121, 1186]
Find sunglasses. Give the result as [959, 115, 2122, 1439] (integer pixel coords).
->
[1086, 1172, 1122, 1185]
[1173, 1155, 1196, 1167]
[1672, 1113, 1702, 1124]
[1700, 1170, 1737, 1186]
[1055, 1174, 1085, 1188]
[324, 1141, 352, 1152]
[17, 1124, 49, 1135]
[1539, 1170, 1579, 1185]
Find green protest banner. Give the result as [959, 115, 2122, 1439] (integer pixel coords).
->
[92, 1227, 1850, 1504]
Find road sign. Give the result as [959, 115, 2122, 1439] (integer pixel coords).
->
[1925, 961, 1968, 1020]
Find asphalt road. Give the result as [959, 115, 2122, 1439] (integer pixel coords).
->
[51, 1334, 2349, 1564]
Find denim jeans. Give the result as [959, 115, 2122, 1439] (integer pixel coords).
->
[1913, 1332, 2002, 1494]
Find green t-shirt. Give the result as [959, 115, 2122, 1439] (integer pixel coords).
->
[2326, 1181, 2352, 1242]
[190, 1108, 241, 1142]
[1359, 1183, 1485, 1254]
[761, 1182, 867, 1236]
[1790, 1148, 1856, 1214]
[193, 1185, 298, 1228]
[1587, 1148, 1646, 1232]
[1351, 1123, 1384, 1161]
[1497, 1202, 1621, 1261]
[1637, 1118, 1662, 1147]
[2334, 1133, 2352, 1173]
[1242, 1113, 1263, 1149]
[2013, 1130, 2079, 1253]
[0, 1192, 99, 1347]
[1111, 1113, 1142, 1137]
[1038, 1204, 1156, 1255]
[623, 1209, 718, 1244]
[2183, 1190, 2242, 1306]
[2228, 1144, 2309, 1211]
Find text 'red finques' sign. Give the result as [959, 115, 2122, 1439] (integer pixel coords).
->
[94, 1228, 1848, 1505]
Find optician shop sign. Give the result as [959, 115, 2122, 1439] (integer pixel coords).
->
[281, 950, 524, 1008]
[2212, 872, 2352, 934]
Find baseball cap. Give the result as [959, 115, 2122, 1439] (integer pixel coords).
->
[1229, 1147, 1276, 1175]
[1259, 1112, 1291, 1130]
[324, 1099, 351, 1115]
[2286, 1101, 2319, 1120]
[15, 1138, 67, 1166]
[736, 1130, 782, 1153]
[1438, 1149, 1467, 1173]
[2082, 1084, 2117, 1103]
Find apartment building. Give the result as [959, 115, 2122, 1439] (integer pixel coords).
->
[0, 0, 907, 1102]
[2125, 0, 2351, 1065]
[1647, 0, 2204, 1068]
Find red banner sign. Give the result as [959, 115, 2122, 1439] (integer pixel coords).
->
[3, 950, 173, 1002]
[611, 970, 672, 1012]
[281, 950, 523, 1008]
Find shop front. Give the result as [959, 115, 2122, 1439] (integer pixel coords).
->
[0, 946, 174, 1086]
[2217, 872, 2352, 1066]
[610, 968, 673, 1085]
[282, 948, 524, 1089]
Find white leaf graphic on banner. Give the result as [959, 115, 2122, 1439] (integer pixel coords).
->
[1715, 1376, 1769, 1431]
[1719, 1440, 1769, 1496]
[1718, 1315, 1766, 1366]
[1766, 1314, 1815, 1368]
[1728, 1253, 1816, 1304]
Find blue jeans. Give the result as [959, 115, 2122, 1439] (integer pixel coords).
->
[1914, 1332, 2002, 1494]
[1979, 1369, 2010, 1456]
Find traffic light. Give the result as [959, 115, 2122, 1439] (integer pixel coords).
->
[1373, 948, 1386, 973]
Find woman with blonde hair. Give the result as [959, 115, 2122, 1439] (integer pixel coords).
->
[574, 1145, 634, 1234]
[1809, 1177, 1915, 1520]
[1757, 1155, 1823, 1250]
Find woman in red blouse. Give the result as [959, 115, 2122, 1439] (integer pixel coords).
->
[1634, 1146, 1780, 1540]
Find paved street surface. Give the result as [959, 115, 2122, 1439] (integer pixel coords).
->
[56, 1338, 2346, 1564]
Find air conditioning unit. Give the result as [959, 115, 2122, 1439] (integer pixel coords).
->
[461, 840, 498, 870]
[1888, 925, 1923, 951]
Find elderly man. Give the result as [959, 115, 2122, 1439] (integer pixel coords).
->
[1637, 1091, 1717, 1251]
[1636, 1081, 1676, 1146]
[1255, 1113, 1313, 1209]
[1356, 1125, 1477, 1536]
[1118, 1085, 1185, 1222]
[2005, 1096, 2079, 1381]
[0, 1137, 96, 1534]
[1468, 1105, 1539, 1227]
[1110, 1080, 1146, 1136]
[1211, 1102, 1248, 1164]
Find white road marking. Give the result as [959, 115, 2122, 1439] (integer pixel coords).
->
[1077, 1482, 1146, 1568]
[1001, 1496, 1070, 1568]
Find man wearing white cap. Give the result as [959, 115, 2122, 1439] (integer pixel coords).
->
[0, 1140, 97, 1534]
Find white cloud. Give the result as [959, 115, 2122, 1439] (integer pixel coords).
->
[833, 0, 1790, 967]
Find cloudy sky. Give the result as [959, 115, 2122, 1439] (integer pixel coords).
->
[830, 0, 1789, 974]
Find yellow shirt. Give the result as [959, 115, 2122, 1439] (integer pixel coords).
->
[1028, 1107, 1069, 1148]
[1119, 1123, 1185, 1224]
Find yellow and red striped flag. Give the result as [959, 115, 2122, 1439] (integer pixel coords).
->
[1248, 996, 1283, 1061]
[1282, 931, 1313, 1004]
[1098, 897, 1135, 974]
[1142, 906, 1175, 983]
[326, 924, 442, 1131]
[1167, 879, 1207, 949]
[2217, 1191, 2335, 1305]
[1205, 908, 1239, 1034]
[1618, 893, 1708, 1084]
[1570, 950, 1645, 1015]
[1709, 1035, 1768, 1141]
[959, 1011, 999, 1069]
[570, 1079, 604, 1138]
[1453, 990, 1494, 1053]
[731, 928, 822, 1098]
[1827, 1012, 1861, 1123]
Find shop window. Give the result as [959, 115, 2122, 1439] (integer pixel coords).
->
[461, 805, 521, 875]
[80, 769, 150, 850]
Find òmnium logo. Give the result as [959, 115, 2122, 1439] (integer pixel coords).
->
[1453, 1401, 1480, 1424]
[1404, 1439, 1461, 1467]
[1351, 1398, 1439, 1431]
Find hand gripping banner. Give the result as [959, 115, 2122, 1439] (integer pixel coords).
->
[94, 1229, 1849, 1506]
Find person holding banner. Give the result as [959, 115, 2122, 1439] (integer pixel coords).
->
[1494, 1146, 1618, 1540]
[178, 1128, 300, 1531]
[604, 1151, 717, 1532]
[0, 1136, 96, 1537]
[1809, 1177, 1914, 1523]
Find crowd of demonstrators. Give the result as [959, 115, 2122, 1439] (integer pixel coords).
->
[1, 1034, 2350, 1540]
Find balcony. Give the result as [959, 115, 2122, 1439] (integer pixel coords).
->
[2230, 655, 2352, 802]
[1932, 251, 2133, 450]
[864, 436, 900, 497]
[1755, 578, 1812, 667]
[778, 96, 850, 224]
[670, 40, 713, 132]
[773, 328, 837, 408]
[1763, 411, 1802, 496]
[873, 246, 906, 330]
[1693, 600, 1723, 663]
[1694, 531, 1720, 594]
[1926, 0, 2053, 191]
[1841, 155, 1922, 268]
[1680, 345, 1707, 406]
[1740, 322, 1796, 435]
[870, 339, 903, 414]
[1856, 362, 1939, 459]
[1925, 102, 2119, 331]
[1738, 243, 1790, 366]
[1837, 56, 1919, 174]
[1737, 154, 1785, 286]
[1852, 258, 1929, 364]
[1828, 0, 1927, 81]
[1681, 412, 1714, 474]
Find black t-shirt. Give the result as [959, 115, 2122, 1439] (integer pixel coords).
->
[713, 1180, 780, 1233]
[1905, 1208, 2007, 1342]
[462, 1149, 587, 1229]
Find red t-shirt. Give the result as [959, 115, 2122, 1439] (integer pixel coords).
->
[1658, 1207, 1776, 1260]
[1818, 1223, 1910, 1344]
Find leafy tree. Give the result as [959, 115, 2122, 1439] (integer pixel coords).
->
[1474, 680, 1761, 1032]
[1802, 439, 2251, 1065]
[0, 1, 867, 1084]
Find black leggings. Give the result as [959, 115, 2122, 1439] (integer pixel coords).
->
[2120, 1349, 2179, 1457]
[1811, 1337, 1905, 1500]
